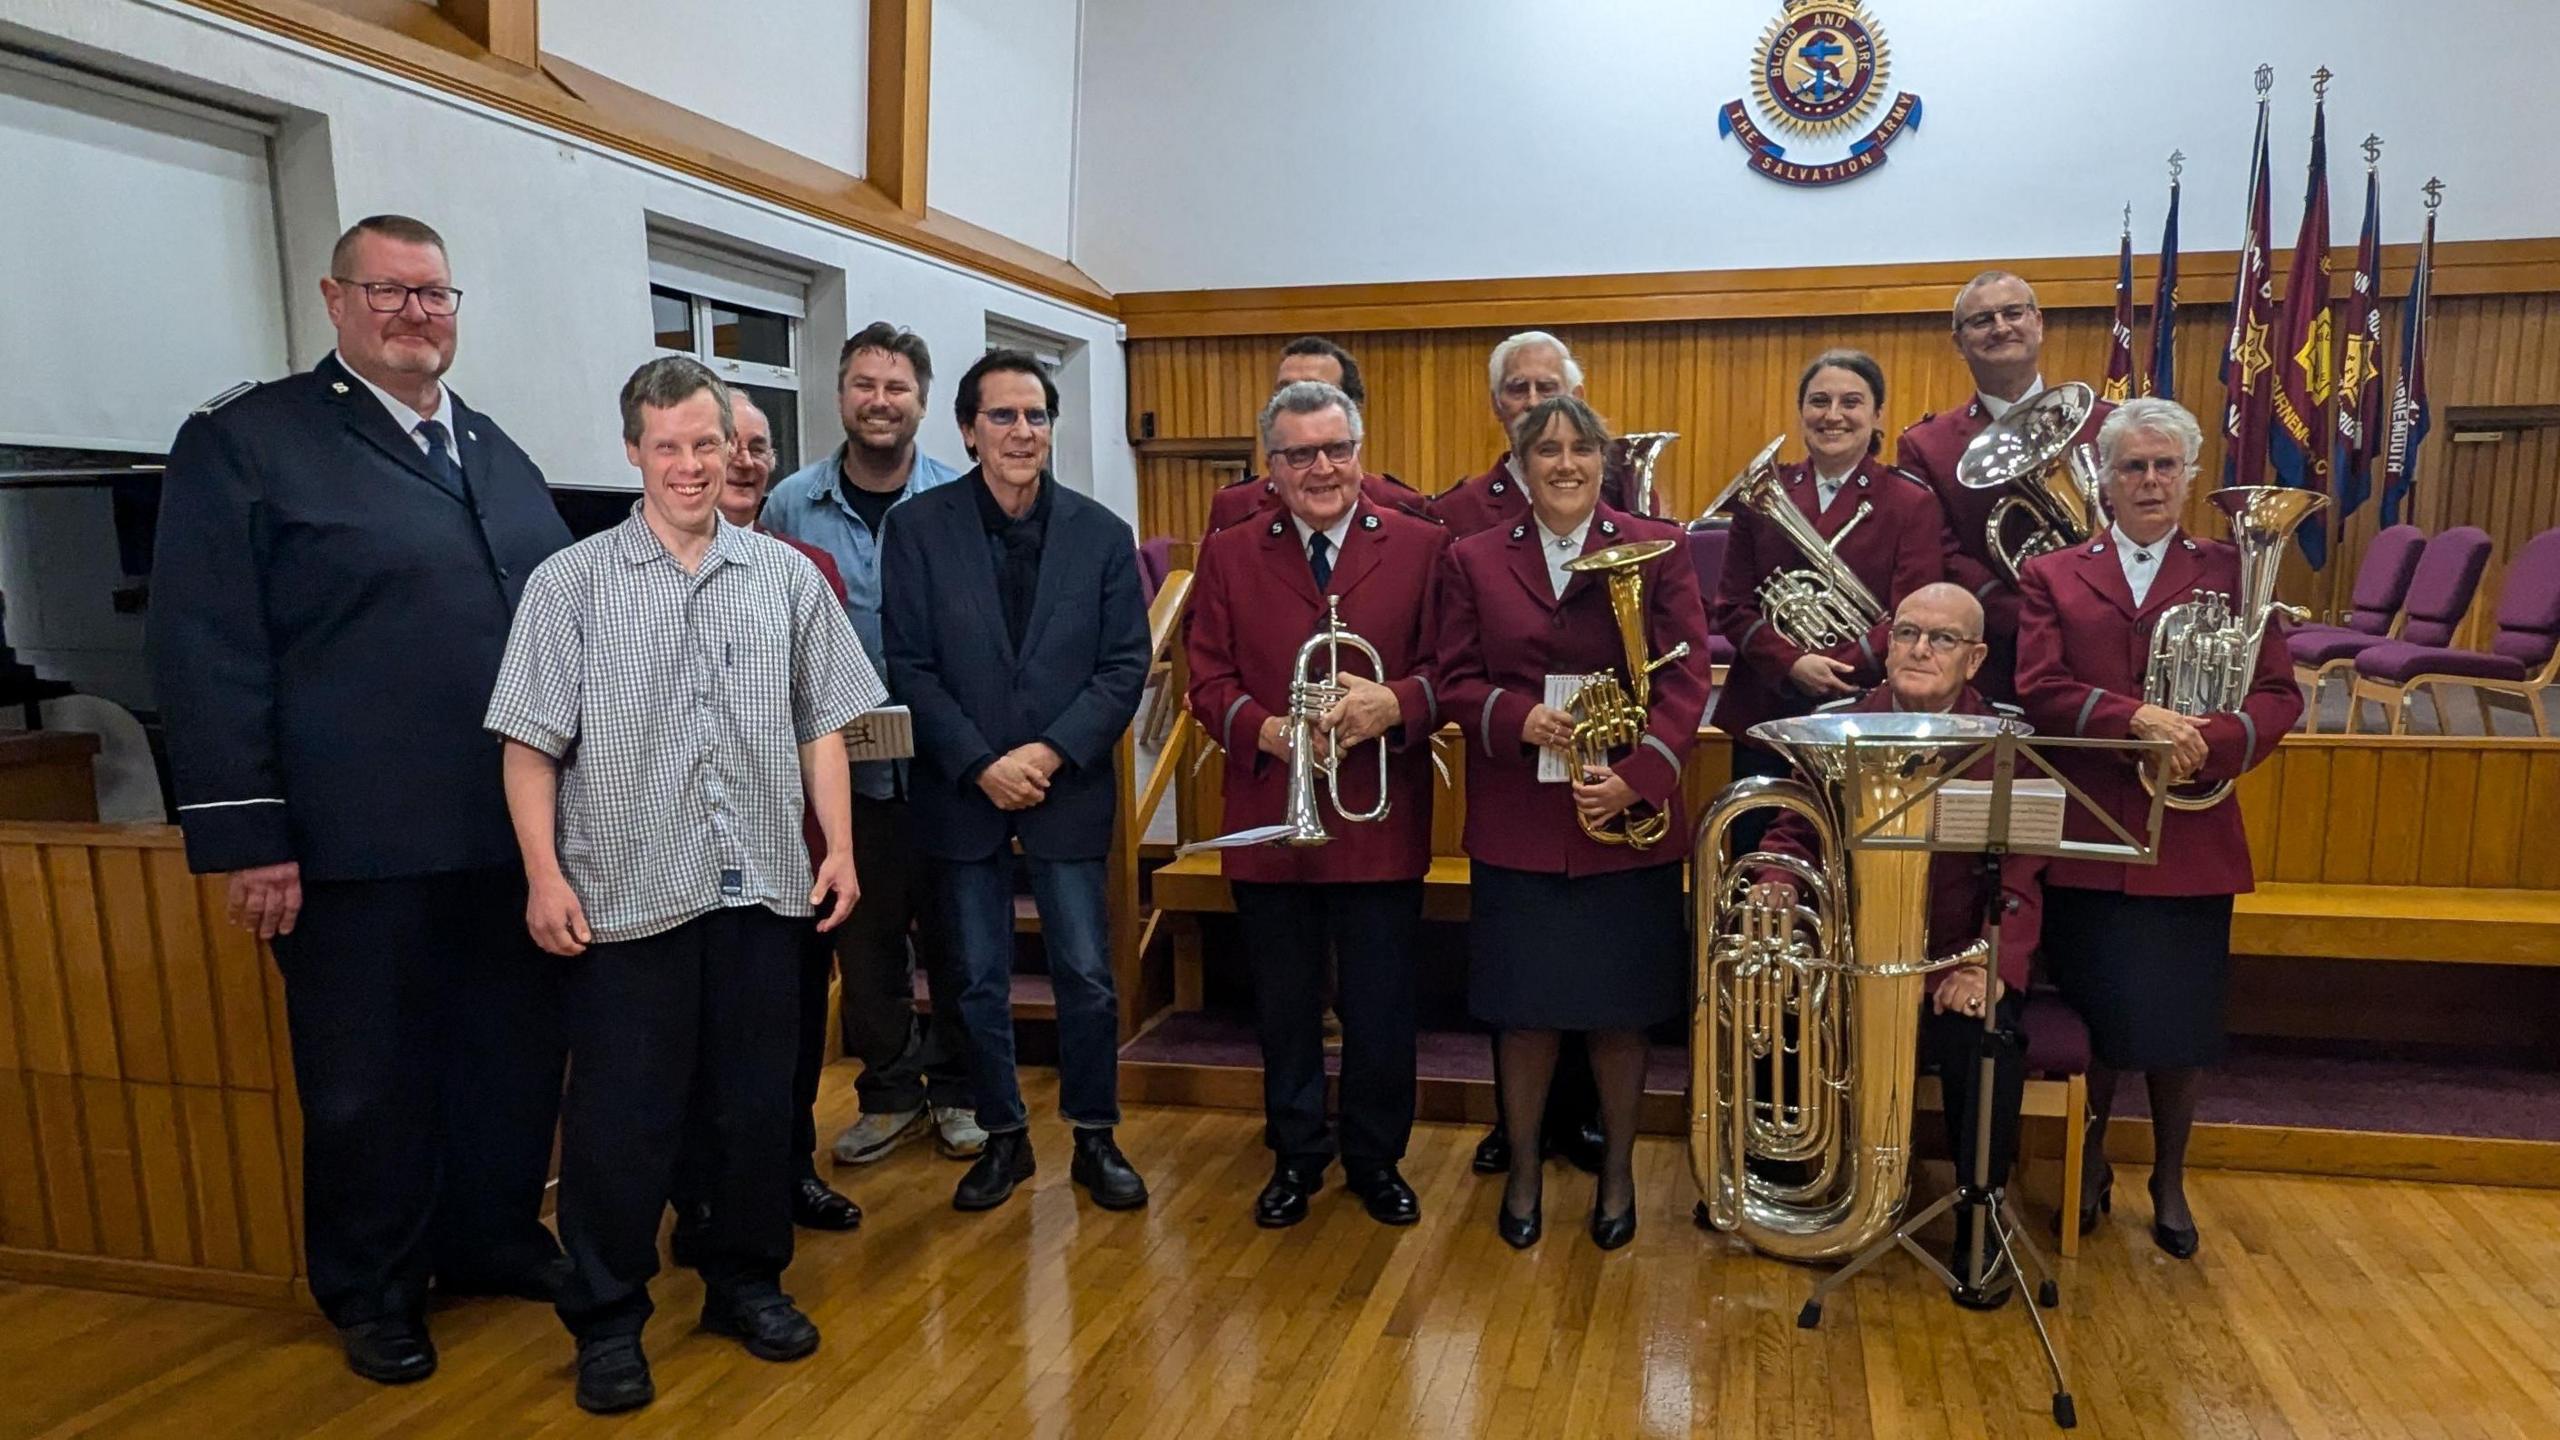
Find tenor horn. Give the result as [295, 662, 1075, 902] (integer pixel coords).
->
[1954, 382, 2106, 582]
[2141, 486, 2326, 811]
[1560, 538, 1692, 849]
[1178, 595, 1392, 852]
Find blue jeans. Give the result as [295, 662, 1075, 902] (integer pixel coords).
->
[940, 853, 1120, 1134]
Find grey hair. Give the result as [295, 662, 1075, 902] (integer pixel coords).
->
[618, 355, 733, 445]
[1507, 393, 1613, 458]
[1258, 380, 1364, 450]
[2097, 396, 2204, 474]
[1487, 330, 1584, 396]
[1952, 269, 2038, 327]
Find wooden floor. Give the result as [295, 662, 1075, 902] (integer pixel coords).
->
[6, 1071, 2560, 1440]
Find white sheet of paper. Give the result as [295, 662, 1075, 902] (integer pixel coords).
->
[1539, 674, 1586, 783]
[1930, 778, 2066, 848]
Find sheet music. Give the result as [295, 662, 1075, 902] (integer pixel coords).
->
[1538, 675, 1586, 783]
[841, 706, 916, 762]
[1930, 778, 2066, 848]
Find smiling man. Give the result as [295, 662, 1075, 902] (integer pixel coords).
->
[1185, 380, 1448, 1230]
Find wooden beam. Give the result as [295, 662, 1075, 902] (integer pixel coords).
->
[867, 0, 931, 217]
[439, 0, 539, 70]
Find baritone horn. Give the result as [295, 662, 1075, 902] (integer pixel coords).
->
[2141, 485, 2326, 811]
[1560, 538, 1691, 849]
[1953, 381, 2107, 582]
[1611, 430, 1679, 518]
[1176, 595, 1391, 853]
[1694, 434, 1883, 651]
[1691, 711, 2007, 1262]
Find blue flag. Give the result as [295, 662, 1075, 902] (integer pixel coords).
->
[2381, 202, 2437, 527]
[2145, 176, 2181, 400]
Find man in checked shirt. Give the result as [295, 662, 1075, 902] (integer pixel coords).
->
[485, 357, 880, 1415]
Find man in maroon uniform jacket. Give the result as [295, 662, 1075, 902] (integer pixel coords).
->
[1204, 337, 1426, 534]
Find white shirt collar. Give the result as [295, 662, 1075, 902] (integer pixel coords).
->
[1536, 512, 1592, 554]
[1289, 505, 1359, 557]
[1504, 453, 1525, 487]
[2108, 521, 2170, 559]
[338, 350, 455, 452]
[1977, 375, 2044, 422]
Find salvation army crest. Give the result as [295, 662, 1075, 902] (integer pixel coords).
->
[1718, 0, 1923, 187]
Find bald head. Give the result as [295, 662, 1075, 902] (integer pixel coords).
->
[1899, 582, 1982, 636]
[1883, 583, 1988, 712]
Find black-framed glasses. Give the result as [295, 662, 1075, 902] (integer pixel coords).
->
[1955, 302, 2035, 335]
[1889, 624, 1981, 654]
[2110, 456, 2187, 479]
[1270, 440, 1357, 470]
[978, 407, 1053, 429]
[335, 278, 463, 316]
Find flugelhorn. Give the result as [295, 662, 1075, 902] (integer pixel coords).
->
[1691, 711, 2008, 1261]
[2141, 486, 2326, 811]
[1561, 539, 1691, 849]
[1694, 434, 1883, 652]
[1611, 431, 1679, 518]
[1177, 595, 1392, 852]
[1954, 382, 2106, 582]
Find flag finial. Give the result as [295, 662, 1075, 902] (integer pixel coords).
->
[2361, 134, 2382, 168]
[2423, 177, 2445, 212]
[2123, 203, 2133, 235]
[2255, 64, 2274, 97]
[2168, 149, 2186, 182]
[2311, 66, 2334, 100]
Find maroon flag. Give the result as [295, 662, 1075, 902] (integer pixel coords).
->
[2104, 212, 2136, 403]
[2270, 73, 2333, 566]
[2333, 140, 2385, 520]
[2221, 68, 2278, 489]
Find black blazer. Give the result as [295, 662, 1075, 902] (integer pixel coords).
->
[152, 353, 571, 881]
[880, 471, 1149, 862]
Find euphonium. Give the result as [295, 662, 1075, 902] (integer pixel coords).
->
[1177, 595, 1391, 853]
[1610, 430, 1680, 518]
[1694, 434, 1884, 651]
[1953, 382, 2107, 582]
[2141, 486, 2327, 811]
[1560, 538, 1692, 849]
[1691, 711, 2006, 1262]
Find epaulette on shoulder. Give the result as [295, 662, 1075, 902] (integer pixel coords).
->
[193, 380, 256, 415]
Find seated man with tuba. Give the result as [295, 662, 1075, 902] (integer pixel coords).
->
[2015, 397, 2307, 1262]
[1185, 380, 1450, 1230]
[1433, 394, 1713, 1253]
[1711, 349, 1945, 839]
[1741, 582, 2047, 1303]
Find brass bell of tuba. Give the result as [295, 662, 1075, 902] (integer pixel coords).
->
[1694, 434, 1884, 652]
[1953, 382, 2108, 583]
[1610, 431, 1680, 518]
[1560, 538, 1692, 849]
[2141, 486, 2326, 811]
[1691, 711, 2008, 1261]
[1177, 595, 1393, 853]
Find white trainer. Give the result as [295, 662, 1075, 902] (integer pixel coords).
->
[932, 1105, 988, 1159]
[832, 1106, 926, 1165]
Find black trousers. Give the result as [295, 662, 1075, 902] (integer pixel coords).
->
[556, 906, 800, 1341]
[1922, 992, 2027, 1191]
[268, 868, 562, 1328]
[833, 794, 971, 1114]
[673, 920, 834, 1223]
[1231, 880, 1421, 1169]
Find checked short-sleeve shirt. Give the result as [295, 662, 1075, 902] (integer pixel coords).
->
[485, 505, 884, 942]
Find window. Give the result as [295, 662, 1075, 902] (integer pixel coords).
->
[647, 231, 810, 477]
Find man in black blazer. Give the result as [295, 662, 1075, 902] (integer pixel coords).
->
[152, 215, 572, 1384]
[880, 349, 1151, 1213]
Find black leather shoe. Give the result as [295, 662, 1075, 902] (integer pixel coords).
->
[1552, 1120, 1607, 1177]
[2057, 1165, 2114, 1238]
[1070, 1127, 1150, 1210]
[1498, 1201, 1543, 1250]
[669, 1201, 711, 1270]
[954, 1130, 1037, 1212]
[1472, 1126, 1510, 1175]
[702, 1292, 820, 1361]
[340, 1316, 436, 1384]
[1346, 1165, 1420, 1227]
[1255, 1162, 1326, 1228]
[574, 1335, 653, 1414]
[2149, 1181, 2200, 1260]
[1589, 1201, 1636, 1252]
[438, 1253, 569, 1303]
[793, 1175, 863, 1231]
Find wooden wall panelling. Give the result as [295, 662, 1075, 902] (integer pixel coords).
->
[2235, 737, 2560, 891]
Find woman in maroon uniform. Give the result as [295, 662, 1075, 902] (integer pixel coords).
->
[1433, 396, 1712, 1251]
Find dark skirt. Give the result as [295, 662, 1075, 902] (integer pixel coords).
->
[2041, 887, 2236, 1070]
[1468, 860, 1685, 1031]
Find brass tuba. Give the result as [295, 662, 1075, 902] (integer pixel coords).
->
[1953, 382, 2108, 583]
[1178, 595, 1391, 852]
[1610, 431, 1680, 518]
[2141, 486, 2327, 811]
[1560, 539, 1692, 849]
[1691, 711, 2007, 1261]
[1694, 435, 1884, 652]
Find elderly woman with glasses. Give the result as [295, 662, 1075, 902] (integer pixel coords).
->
[2013, 396, 2303, 1261]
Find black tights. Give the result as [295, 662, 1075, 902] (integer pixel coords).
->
[2083, 1065, 2204, 1228]
[1499, 1027, 1645, 1218]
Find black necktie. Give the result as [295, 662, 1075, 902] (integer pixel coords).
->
[1309, 532, 1333, 590]
[417, 419, 471, 502]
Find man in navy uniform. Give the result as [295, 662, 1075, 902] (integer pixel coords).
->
[151, 215, 573, 1385]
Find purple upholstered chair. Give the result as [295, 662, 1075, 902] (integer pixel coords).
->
[2349, 527, 2560, 736]
[1137, 535, 1176, 607]
[2288, 524, 2430, 724]
[1685, 521, 1738, 669]
[2294, 527, 2492, 731]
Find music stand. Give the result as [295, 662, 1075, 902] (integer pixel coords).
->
[1787, 725, 2169, 1433]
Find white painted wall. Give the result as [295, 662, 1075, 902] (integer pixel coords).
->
[0, 0, 1134, 524]
[541, 0, 868, 179]
[929, 0, 1080, 257]
[1074, 0, 2560, 292]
